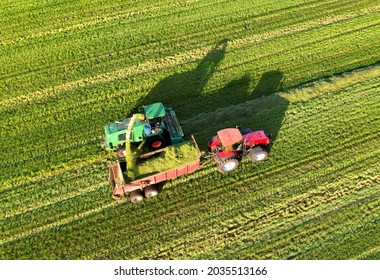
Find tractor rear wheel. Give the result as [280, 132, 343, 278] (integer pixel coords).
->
[248, 146, 268, 162]
[129, 189, 144, 203]
[218, 157, 240, 173]
[144, 185, 158, 198]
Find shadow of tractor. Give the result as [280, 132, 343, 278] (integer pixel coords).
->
[136, 39, 288, 150]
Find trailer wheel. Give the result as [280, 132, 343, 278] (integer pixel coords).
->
[129, 190, 144, 203]
[144, 186, 158, 198]
[248, 146, 268, 162]
[217, 157, 240, 173]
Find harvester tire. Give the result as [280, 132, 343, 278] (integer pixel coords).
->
[144, 186, 158, 198]
[129, 190, 144, 203]
[218, 157, 240, 173]
[248, 146, 268, 162]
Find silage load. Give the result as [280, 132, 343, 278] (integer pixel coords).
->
[135, 141, 199, 179]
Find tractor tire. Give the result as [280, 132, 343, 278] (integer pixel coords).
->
[217, 157, 240, 173]
[248, 146, 268, 162]
[129, 189, 144, 203]
[144, 185, 158, 198]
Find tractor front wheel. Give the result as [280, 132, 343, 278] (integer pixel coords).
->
[129, 189, 144, 203]
[218, 157, 240, 173]
[248, 146, 268, 162]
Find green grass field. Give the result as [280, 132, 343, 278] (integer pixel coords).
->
[0, 0, 379, 259]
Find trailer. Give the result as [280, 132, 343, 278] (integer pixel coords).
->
[108, 136, 201, 203]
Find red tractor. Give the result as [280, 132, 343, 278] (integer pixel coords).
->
[208, 127, 271, 172]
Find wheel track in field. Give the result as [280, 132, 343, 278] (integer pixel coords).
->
[0, 183, 111, 240]
[1, 1, 376, 101]
[0, 186, 115, 247]
[2, 0, 370, 93]
[1, 61, 378, 176]
[1, 71, 378, 195]
[2, 128, 378, 251]
[1, 67, 378, 197]
[0, 0, 206, 45]
[211, 193, 380, 259]
[92, 106, 380, 254]
[0, 0, 342, 47]
[83, 136, 379, 258]
[182, 70, 380, 135]
[147, 165, 380, 259]
[0, 154, 107, 192]
[355, 245, 380, 260]
[1, 3, 378, 108]
[98, 160, 380, 259]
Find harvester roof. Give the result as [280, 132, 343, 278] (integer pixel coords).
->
[217, 128, 242, 147]
[144, 102, 165, 119]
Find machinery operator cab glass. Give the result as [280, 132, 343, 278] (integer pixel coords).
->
[142, 102, 165, 136]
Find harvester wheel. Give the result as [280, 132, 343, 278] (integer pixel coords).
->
[144, 186, 158, 198]
[129, 190, 144, 203]
[218, 157, 240, 173]
[248, 146, 268, 162]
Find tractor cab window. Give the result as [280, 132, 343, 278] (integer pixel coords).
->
[222, 141, 241, 152]
[232, 141, 242, 151]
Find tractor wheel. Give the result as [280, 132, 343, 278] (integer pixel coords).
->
[144, 185, 158, 198]
[129, 190, 144, 203]
[248, 146, 268, 162]
[218, 157, 240, 173]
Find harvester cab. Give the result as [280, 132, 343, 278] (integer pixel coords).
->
[208, 127, 271, 173]
[103, 102, 184, 157]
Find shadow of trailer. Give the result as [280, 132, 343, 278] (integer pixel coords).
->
[109, 135, 201, 203]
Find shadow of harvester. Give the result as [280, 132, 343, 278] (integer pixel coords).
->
[136, 40, 288, 150]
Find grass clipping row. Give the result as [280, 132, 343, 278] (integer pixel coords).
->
[134, 141, 199, 180]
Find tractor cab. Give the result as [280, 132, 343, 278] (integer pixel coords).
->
[217, 128, 242, 152]
[208, 128, 242, 152]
